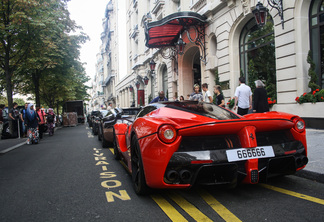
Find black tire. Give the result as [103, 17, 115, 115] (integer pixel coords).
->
[93, 125, 98, 135]
[113, 131, 120, 160]
[2, 123, 11, 139]
[131, 136, 149, 195]
[102, 133, 110, 148]
[98, 126, 102, 141]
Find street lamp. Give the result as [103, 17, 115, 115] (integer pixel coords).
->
[149, 58, 156, 73]
[252, 1, 268, 28]
[175, 33, 186, 55]
[135, 81, 140, 89]
[252, 0, 284, 29]
[144, 76, 149, 85]
[129, 85, 133, 92]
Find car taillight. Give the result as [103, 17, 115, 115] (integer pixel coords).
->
[293, 117, 305, 132]
[158, 125, 177, 144]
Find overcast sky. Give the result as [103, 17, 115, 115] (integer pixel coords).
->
[67, 0, 126, 84]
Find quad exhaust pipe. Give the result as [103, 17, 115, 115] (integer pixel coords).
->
[166, 169, 192, 183]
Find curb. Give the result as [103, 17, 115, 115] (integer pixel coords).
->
[0, 141, 26, 155]
[295, 169, 324, 184]
[0, 126, 63, 156]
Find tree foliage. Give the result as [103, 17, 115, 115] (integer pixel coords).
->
[307, 50, 321, 92]
[0, 0, 89, 112]
[245, 16, 277, 102]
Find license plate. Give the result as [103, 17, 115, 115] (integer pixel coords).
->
[226, 146, 275, 162]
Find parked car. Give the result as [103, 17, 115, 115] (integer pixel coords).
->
[1, 106, 25, 139]
[88, 110, 100, 128]
[1, 107, 10, 139]
[98, 107, 141, 148]
[92, 110, 109, 135]
[113, 101, 308, 195]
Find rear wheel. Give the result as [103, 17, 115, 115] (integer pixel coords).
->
[131, 136, 149, 195]
[113, 131, 120, 160]
[102, 134, 110, 148]
[98, 126, 102, 141]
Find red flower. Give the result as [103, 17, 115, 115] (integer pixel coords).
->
[273, 100, 276, 103]
[268, 97, 271, 100]
[303, 93, 307, 96]
[321, 97, 324, 100]
[295, 97, 299, 101]
[316, 89, 319, 92]
[313, 91, 316, 95]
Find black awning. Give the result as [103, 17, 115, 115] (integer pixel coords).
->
[145, 11, 207, 48]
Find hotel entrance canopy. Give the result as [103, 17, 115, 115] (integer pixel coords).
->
[145, 11, 207, 48]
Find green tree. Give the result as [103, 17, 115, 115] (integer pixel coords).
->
[13, 98, 25, 106]
[0, 0, 40, 133]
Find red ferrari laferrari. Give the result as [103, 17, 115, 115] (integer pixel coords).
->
[113, 101, 308, 194]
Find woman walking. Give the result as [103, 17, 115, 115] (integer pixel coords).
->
[253, 80, 269, 113]
[47, 108, 55, 136]
[25, 104, 39, 144]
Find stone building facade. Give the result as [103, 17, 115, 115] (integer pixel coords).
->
[90, 0, 119, 110]
[113, 0, 323, 126]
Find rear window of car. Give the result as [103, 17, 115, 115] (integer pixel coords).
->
[123, 109, 140, 116]
[158, 101, 240, 120]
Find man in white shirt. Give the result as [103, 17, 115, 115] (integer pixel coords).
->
[202, 83, 213, 103]
[234, 77, 252, 115]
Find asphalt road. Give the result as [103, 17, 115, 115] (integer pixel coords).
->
[0, 125, 323, 222]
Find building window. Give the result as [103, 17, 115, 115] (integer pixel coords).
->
[239, 17, 276, 99]
[162, 65, 168, 94]
[310, 0, 324, 88]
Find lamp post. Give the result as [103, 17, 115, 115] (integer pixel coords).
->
[175, 33, 186, 55]
[252, 1, 268, 27]
[252, 0, 284, 29]
[135, 81, 140, 89]
[144, 76, 149, 85]
[129, 85, 133, 92]
[149, 58, 156, 73]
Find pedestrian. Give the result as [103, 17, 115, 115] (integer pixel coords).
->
[20, 103, 28, 137]
[107, 102, 112, 110]
[233, 77, 252, 115]
[213, 85, 225, 107]
[253, 80, 270, 113]
[202, 83, 213, 103]
[189, 84, 203, 102]
[36, 106, 46, 139]
[179, 96, 185, 101]
[47, 108, 56, 136]
[150, 91, 168, 103]
[9, 102, 20, 138]
[25, 104, 39, 144]
[0, 104, 4, 140]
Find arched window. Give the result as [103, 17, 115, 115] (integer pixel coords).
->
[239, 17, 276, 98]
[310, 0, 324, 88]
[210, 35, 217, 56]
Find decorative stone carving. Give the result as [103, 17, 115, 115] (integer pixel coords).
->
[241, 0, 251, 16]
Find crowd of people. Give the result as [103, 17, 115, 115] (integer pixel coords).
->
[150, 76, 269, 116]
[0, 102, 57, 143]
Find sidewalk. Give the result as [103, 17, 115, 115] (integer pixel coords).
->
[0, 127, 62, 155]
[295, 128, 324, 183]
[0, 127, 323, 183]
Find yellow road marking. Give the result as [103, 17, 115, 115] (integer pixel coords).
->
[109, 148, 114, 154]
[151, 194, 188, 222]
[198, 189, 242, 222]
[260, 184, 324, 205]
[168, 192, 212, 222]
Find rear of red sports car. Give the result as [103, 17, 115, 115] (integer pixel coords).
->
[128, 101, 308, 190]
